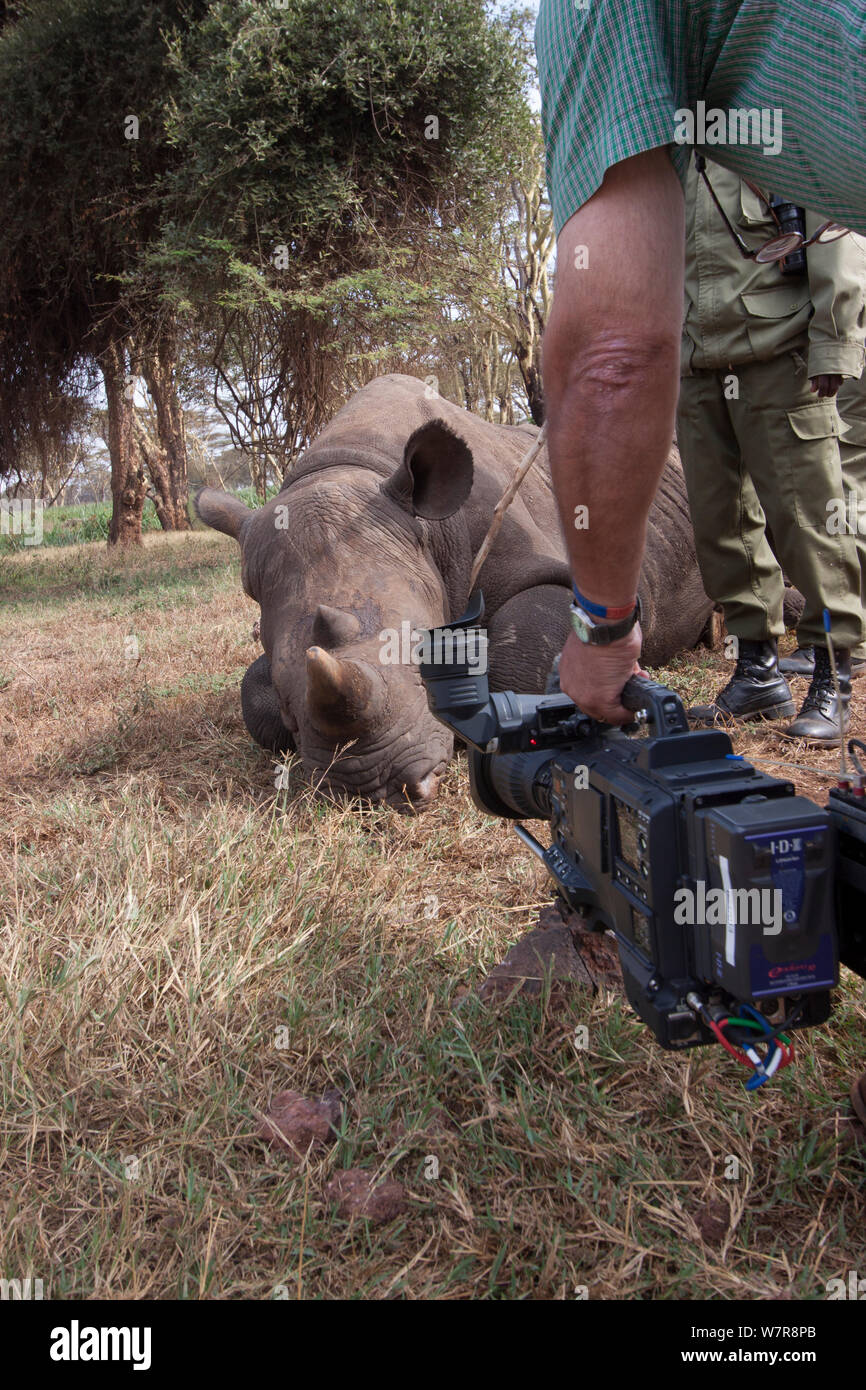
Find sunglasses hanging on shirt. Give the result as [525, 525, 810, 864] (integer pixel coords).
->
[694, 153, 850, 275]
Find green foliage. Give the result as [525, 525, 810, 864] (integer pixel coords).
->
[0, 0, 537, 480]
[160, 0, 532, 281]
[0, 0, 204, 472]
[233, 485, 277, 510]
[158, 1, 537, 457]
[0, 1, 196, 327]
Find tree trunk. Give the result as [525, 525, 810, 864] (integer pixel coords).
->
[102, 341, 147, 547]
[141, 328, 190, 530]
[516, 344, 545, 426]
[132, 415, 174, 531]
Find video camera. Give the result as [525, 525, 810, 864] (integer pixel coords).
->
[419, 597, 866, 1079]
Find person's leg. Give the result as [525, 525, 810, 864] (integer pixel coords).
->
[776, 433, 866, 671]
[734, 353, 864, 741]
[838, 436, 866, 673]
[677, 371, 793, 722]
[839, 439, 866, 610]
[678, 372, 787, 637]
[835, 373, 866, 624]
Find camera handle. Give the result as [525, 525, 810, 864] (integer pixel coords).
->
[430, 596, 689, 741]
[619, 677, 690, 737]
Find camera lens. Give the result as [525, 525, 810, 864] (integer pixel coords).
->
[469, 748, 554, 819]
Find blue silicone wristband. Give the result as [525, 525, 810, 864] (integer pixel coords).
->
[571, 584, 635, 620]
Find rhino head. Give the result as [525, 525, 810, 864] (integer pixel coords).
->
[195, 421, 474, 810]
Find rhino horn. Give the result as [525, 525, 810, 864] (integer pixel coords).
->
[305, 646, 384, 734]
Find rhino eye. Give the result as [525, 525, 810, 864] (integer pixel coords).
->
[312, 604, 361, 647]
[240, 556, 258, 602]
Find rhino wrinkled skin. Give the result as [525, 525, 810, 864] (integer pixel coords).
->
[195, 374, 711, 810]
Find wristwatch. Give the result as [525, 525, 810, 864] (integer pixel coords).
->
[570, 596, 641, 646]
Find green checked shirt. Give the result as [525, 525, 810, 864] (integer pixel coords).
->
[536, 0, 866, 238]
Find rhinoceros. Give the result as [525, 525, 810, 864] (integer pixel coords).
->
[195, 374, 711, 809]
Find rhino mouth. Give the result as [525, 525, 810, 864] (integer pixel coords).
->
[303, 749, 450, 813]
[383, 764, 446, 812]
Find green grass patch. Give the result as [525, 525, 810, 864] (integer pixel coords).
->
[0, 498, 166, 554]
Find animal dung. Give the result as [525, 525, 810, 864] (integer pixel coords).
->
[477, 903, 622, 1002]
[325, 1168, 408, 1225]
[693, 1197, 731, 1247]
[257, 1088, 342, 1157]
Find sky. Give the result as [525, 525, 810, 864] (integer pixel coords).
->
[497, 0, 542, 109]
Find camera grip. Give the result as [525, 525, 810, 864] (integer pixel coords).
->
[620, 676, 689, 735]
[621, 677, 652, 711]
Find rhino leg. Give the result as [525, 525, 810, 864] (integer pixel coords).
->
[487, 585, 572, 693]
[241, 654, 295, 754]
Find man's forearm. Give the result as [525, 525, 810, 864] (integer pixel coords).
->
[544, 150, 684, 608]
[546, 331, 680, 608]
[541, 149, 685, 722]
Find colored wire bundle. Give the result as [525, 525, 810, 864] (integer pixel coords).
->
[707, 1004, 795, 1090]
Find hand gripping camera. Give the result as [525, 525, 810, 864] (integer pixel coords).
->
[419, 598, 866, 1083]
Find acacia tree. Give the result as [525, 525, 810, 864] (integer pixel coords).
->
[153, 0, 535, 475]
[134, 327, 192, 530]
[0, 0, 207, 539]
[1, 384, 97, 503]
[1, 0, 537, 530]
[505, 149, 555, 423]
[445, 127, 553, 425]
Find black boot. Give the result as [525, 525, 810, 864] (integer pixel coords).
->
[689, 638, 795, 725]
[780, 644, 866, 680]
[785, 646, 851, 744]
[779, 645, 815, 676]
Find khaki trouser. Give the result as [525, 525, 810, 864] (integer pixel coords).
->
[836, 375, 866, 609]
[677, 353, 865, 650]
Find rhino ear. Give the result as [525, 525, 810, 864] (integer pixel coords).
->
[194, 487, 252, 542]
[384, 421, 473, 520]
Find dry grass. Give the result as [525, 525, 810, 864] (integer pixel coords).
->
[0, 533, 863, 1301]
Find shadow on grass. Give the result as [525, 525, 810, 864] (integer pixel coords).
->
[5, 681, 262, 801]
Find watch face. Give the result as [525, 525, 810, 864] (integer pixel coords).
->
[570, 607, 593, 643]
